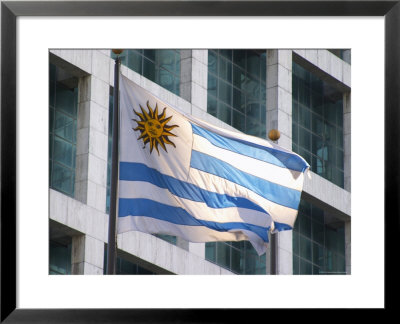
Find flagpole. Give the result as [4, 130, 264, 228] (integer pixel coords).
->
[107, 50, 123, 275]
[270, 233, 277, 275]
[268, 129, 280, 275]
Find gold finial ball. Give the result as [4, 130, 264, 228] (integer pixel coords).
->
[112, 49, 124, 55]
[268, 129, 280, 141]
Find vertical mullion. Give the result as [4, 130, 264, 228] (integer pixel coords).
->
[216, 52, 219, 119]
[230, 57, 234, 127]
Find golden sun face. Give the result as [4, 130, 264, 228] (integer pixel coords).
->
[132, 101, 179, 155]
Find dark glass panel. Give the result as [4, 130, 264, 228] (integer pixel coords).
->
[143, 49, 156, 61]
[127, 50, 142, 74]
[218, 79, 232, 105]
[208, 74, 217, 97]
[300, 259, 312, 274]
[143, 58, 156, 81]
[51, 162, 73, 196]
[207, 95, 217, 117]
[55, 84, 76, 117]
[208, 50, 218, 74]
[232, 88, 245, 113]
[217, 101, 231, 125]
[233, 50, 246, 70]
[232, 109, 246, 133]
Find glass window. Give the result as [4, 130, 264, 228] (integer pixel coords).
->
[207, 95, 217, 117]
[205, 241, 266, 275]
[293, 198, 346, 275]
[111, 49, 181, 96]
[49, 240, 71, 275]
[155, 234, 177, 245]
[232, 109, 246, 133]
[217, 101, 231, 125]
[104, 248, 156, 275]
[207, 49, 267, 139]
[292, 61, 345, 188]
[49, 64, 78, 198]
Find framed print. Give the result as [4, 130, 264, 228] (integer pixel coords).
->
[1, 0, 399, 322]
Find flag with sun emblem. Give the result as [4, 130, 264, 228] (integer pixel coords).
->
[118, 75, 309, 255]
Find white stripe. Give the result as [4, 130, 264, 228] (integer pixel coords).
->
[188, 168, 299, 227]
[118, 216, 267, 255]
[119, 180, 272, 228]
[188, 114, 275, 149]
[193, 133, 304, 191]
[189, 113, 306, 159]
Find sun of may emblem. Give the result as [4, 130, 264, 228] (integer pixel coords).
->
[132, 101, 179, 155]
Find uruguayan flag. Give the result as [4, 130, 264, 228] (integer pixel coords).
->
[118, 75, 309, 255]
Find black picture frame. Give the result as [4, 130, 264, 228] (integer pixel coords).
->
[1, 0, 399, 322]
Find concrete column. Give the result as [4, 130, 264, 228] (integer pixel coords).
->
[71, 234, 104, 274]
[74, 67, 110, 213]
[176, 237, 205, 259]
[343, 92, 351, 192]
[266, 49, 294, 274]
[266, 49, 293, 150]
[180, 49, 208, 115]
[180, 50, 193, 103]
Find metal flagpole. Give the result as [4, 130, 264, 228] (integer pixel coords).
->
[106, 50, 123, 274]
[268, 129, 280, 275]
[270, 233, 277, 275]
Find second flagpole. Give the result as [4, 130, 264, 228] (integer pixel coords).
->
[106, 50, 123, 275]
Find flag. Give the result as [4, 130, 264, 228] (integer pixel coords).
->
[117, 75, 309, 255]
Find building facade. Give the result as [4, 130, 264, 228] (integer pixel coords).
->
[49, 49, 351, 275]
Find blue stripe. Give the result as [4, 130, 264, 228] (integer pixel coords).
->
[190, 151, 301, 210]
[274, 222, 293, 231]
[118, 198, 269, 242]
[119, 162, 268, 214]
[192, 123, 309, 173]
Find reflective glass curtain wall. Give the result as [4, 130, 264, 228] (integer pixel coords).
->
[111, 49, 181, 96]
[205, 241, 266, 274]
[292, 62, 344, 188]
[207, 49, 267, 138]
[293, 200, 346, 275]
[49, 63, 78, 197]
[49, 240, 72, 275]
[103, 249, 156, 275]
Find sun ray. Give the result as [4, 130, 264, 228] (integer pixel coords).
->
[154, 104, 159, 120]
[137, 131, 149, 141]
[133, 119, 146, 126]
[164, 125, 179, 132]
[134, 110, 145, 121]
[133, 126, 144, 132]
[146, 101, 154, 118]
[156, 137, 167, 152]
[158, 107, 167, 121]
[160, 116, 172, 127]
[140, 104, 151, 121]
[149, 138, 155, 153]
[163, 137, 176, 148]
[162, 130, 177, 137]
[154, 141, 160, 155]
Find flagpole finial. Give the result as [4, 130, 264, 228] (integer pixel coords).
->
[268, 129, 280, 142]
[112, 49, 124, 56]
